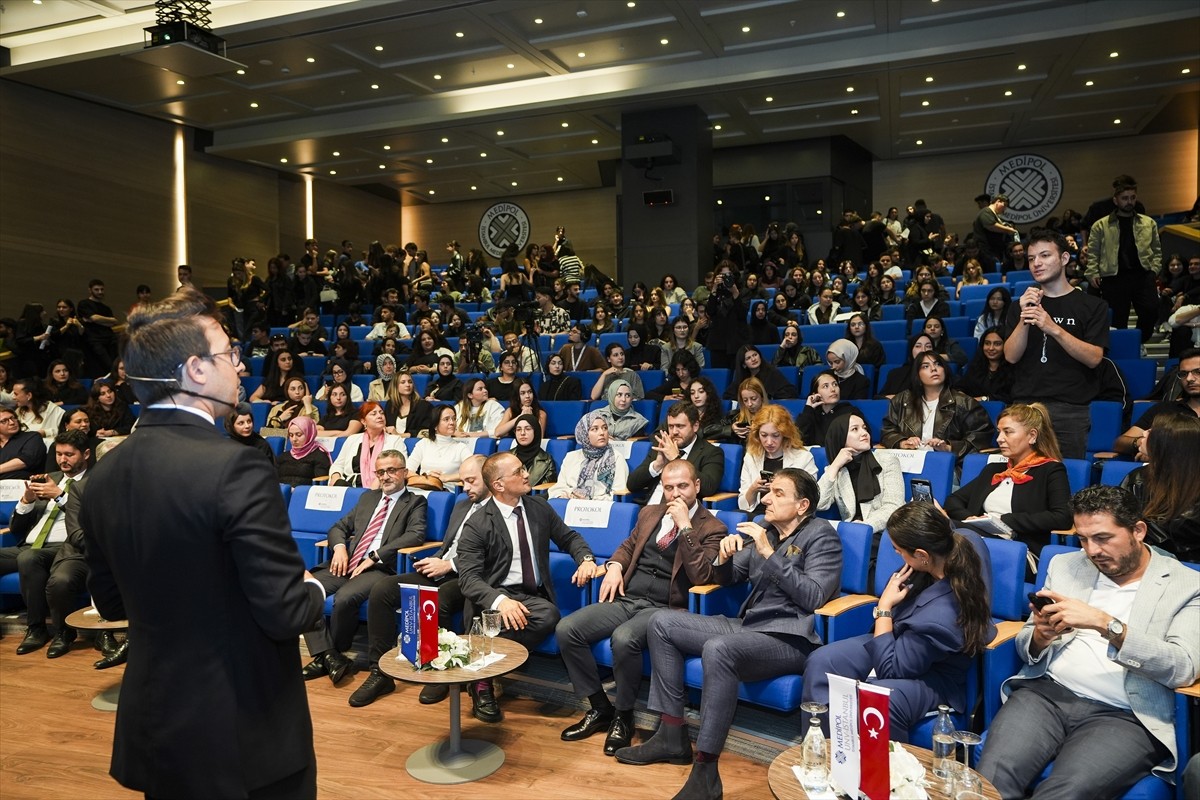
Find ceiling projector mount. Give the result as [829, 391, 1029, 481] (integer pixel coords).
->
[124, 0, 245, 77]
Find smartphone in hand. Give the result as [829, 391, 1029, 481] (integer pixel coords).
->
[910, 478, 933, 503]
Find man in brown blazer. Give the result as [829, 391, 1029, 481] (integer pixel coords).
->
[555, 458, 728, 756]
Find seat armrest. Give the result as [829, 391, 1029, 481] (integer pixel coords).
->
[817, 594, 878, 616]
[689, 583, 723, 595]
[987, 620, 1025, 649]
[1176, 679, 1200, 699]
[532, 482, 555, 491]
[398, 542, 441, 557]
[702, 492, 738, 505]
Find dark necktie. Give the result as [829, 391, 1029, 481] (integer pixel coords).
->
[657, 522, 680, 551]
[514, 505, 536, 592]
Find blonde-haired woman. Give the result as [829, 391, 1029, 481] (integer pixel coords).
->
[738, 404, 817, 513]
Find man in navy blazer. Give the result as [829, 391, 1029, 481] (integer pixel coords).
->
[82, 289, 326, 800]
[979, 485, 1200, 798]
[455, 451, 595, 722]
[301, 449, 426, 687]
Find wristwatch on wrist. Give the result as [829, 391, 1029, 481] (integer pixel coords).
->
[1105, 617, 1125, 641]
[873, 608, 893, 620]
[581, 555, 595, 563]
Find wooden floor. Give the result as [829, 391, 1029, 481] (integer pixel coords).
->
[0, 634, 774, 799]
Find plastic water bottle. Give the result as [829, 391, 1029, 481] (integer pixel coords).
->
[932, 704, 955, 780]
[469, 616, 485, 662]
[800, 716, 829, 792]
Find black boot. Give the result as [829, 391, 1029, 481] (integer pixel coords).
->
[673, 760, 723, 800]
[614, 720, 692, 765]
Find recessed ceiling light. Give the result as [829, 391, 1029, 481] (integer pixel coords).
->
[534, 18, 543, 24]
[370, 83, 379, 89]
[765, 96, 773, 102]
[236, 69, 245, 75]
[496, 130, 505, 136]
[578, 52, 586, 58]
[561, 122, 569, 127]
[176, 80, 185, 85]
[627, 1, 636, 6]
[429, 190, 435, 195]
[714, 124, 723, 130]
[591, 139, 599, 144]
[836, 11, 845, 18]
[851, 109, 859, 115]
[480, 152, 487, 158]
[426, 158, 434, 164]
[471, 185, 478, 190]
[379, 164, 385, 169]
[925, 76, 933, 83]
[1004, 90, 1013, 96]
[280, 158, 288, 164]
[455, 32, 464, 38]
[557, 176, 564, 182]
[1085, 80, 1094, 86]
[332, 151, 340, 157]
[383, 145, 391, 150]
[1113, 118, 1121, 124]
[32, 0, 42, 4]
[250, 102, 259, 108]
[816, 209, 823, 214]
[511, 181, 518, 187]
[1183, 68, 1192, 74]
[921, 100, 930, 106]
[433, 74, 442, 80]
[846, 86, 854, 92]
[329, 170, 337, 175]
[742, 26, 751, 33]
[716, 199, 723, 206]
[915, 139, 923, 145]
[306, 57, 315, 63]
[764, 195, 771, 201]
[507, 63, 515, 69]
[660, 38, 669, 45]
[375, 45, 383, 51]
[1109, 51, 1119, 58]
[441, 137, 449, 143]
[1018, 64, 1026, 70]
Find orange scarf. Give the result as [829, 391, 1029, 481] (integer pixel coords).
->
[991, 453, 1056, 485]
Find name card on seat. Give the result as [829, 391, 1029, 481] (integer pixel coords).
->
[305, 485, 348, 510]
[884, 448, 928, 474]
[610, 441, 633, 460]
[564, 499, 612, 528]
[0, 480, 26, 502]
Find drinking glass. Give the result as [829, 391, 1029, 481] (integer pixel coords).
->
[481, 610, 502, 656]
[951, 730, 984, 797]
[798, 702, 829, 793]
[952, 730, 982, 772]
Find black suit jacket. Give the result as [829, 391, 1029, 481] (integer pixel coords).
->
[81, 408, 324, 799]
[455, 494, 592, 609]
[325, 488, 426, 573]
[627, 436, 725, 499]
[437, 496, 478, 560]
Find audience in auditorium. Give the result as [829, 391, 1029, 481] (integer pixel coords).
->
[880, 351, 993, 462]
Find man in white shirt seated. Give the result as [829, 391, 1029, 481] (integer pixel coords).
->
[365, 304, 411, 342]
[978, 485, 1200, 798]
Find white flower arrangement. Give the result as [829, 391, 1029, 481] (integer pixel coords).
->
[420, 628, 471, 671]
[888, 742, 929, 800]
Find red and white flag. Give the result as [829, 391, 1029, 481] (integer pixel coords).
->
[857, 683, 892, 800]
[417, 585, 439, 666]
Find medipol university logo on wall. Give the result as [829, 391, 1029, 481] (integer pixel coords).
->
[984, 154, 1063, 225]
[478, 202, 530, 259]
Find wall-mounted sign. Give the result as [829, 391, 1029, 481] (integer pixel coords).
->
[478, 201, 530, 259]
[983, 154, 1063, 225]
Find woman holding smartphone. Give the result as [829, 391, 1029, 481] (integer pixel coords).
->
[737, 404, 817, 513]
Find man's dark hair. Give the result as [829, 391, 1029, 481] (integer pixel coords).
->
[993, 194, 1009, 204]
[54, 428, 90, 453]
[1025, 227, 1071, 255]
[88, 278, 105, 289]
[1069, 485, 1142, 531]
[136, 284, 151, 294]
[123, 287, 224, 406]
[665, 401, 699, 425]
[774, 468, 819, 516]
[1112, 174, 1137, 194]
[177, 264, 192, 274]
[1178, 347, 1200, 362]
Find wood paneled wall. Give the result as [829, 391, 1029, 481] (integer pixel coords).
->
[872, 130, 1199, 236]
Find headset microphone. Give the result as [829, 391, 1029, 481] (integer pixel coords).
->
[126, 375, 238, 412]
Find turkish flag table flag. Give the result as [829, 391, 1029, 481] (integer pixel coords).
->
[399, 583, 441, 667]
[858, 683, 892, 800]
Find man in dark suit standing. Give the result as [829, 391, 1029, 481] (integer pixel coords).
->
[627, 402, 724, 502]
[82, 289, 326, 800]
[455, 451, 595, 723]
[615, 469, 842, 800]
[0, 429, 91, 658]
[300, 448, 426, 687]
[347, 454, 489, 708]
[556, 459, 729, 756]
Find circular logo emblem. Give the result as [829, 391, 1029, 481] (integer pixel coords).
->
[477, 202, 530, 259]
[984, 154, 1063, 225]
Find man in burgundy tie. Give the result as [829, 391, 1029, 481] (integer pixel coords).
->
[555, 459, 730, 756]
[300, 449, 427, 686]
[455, 451, 596, 723]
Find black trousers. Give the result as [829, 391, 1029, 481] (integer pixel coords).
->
[1100, 269, 1158, 343]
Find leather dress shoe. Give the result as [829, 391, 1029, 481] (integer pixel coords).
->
[94, 639, 129, 670]
[561, 707, 614, 741]
[469, 680, 503, 723]
[95, 630, 118, 655]
[604, 711, 634, 756]
[615, 723, 692, 766]
[324, 651, 356, 686]
[419, 684, 450, 704]
[46, 630, 76, 659]
[301, 655, 329, 681]
[348, 667, 395, 708]
[16, 627, 49, 655]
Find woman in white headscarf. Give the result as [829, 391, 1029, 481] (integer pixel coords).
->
[824, 338, 871, 400]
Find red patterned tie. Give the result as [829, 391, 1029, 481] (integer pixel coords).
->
[349, 495, 390, 569]
[657, 523, 680, 551]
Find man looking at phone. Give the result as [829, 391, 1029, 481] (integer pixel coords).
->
[1004, 228, 1109, 459]
[0, 429, 90, 657]
[627, 402, 724, 504]
[978, 485, 1199, 798]
[555, 459, 728, 755]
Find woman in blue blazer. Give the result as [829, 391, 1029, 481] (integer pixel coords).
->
[800, 502, 995, 741]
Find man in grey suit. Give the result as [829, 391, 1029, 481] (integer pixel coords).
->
[979, 485, 1200, 799]
[0, 429, 90, 657]
[347, 454, 489, 708]
[301, 449, 426, 687]
[455, 451, 595, 722]
[626, 402, 724, 503]
[615, 469, 842, 800]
